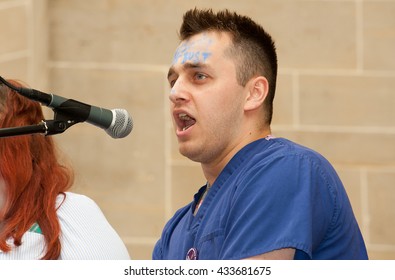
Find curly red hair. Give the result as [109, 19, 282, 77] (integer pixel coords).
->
[0, 79, 73, 259]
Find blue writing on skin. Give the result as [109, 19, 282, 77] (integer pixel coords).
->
[181, 51, 212, 64]
[173, 47, 212, 65]
[172, 34, 213, 65]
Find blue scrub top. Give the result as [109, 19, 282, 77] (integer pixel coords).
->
[153, 138, 368, 260]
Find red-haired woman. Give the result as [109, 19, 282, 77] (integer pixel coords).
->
[0, 79, 130, 259]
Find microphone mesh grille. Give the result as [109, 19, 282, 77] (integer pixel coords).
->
[106, 109, 133, 138]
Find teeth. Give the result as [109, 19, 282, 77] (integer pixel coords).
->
[179, 113, 192, 120]
[177, 113, 195, 131]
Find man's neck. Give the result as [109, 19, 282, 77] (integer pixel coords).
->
[201, 129, 271, 186]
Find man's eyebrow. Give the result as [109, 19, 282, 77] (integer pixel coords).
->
[167, 62, 209, 80]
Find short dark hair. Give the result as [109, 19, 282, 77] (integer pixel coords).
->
[179, 8, 278, 125]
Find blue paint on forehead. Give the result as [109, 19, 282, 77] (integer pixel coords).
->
[172, 34, 214, 65]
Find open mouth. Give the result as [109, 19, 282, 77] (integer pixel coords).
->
[178, 113, 196, 131]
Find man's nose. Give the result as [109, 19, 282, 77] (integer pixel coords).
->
[169, 79, 189, 104]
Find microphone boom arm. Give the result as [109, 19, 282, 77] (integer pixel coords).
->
[0, 119, 73, 138]
[0, 75, 85, 137]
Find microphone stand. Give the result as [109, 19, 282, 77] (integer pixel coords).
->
[0, 76, 81, 138]
[0, 122, 47, 138]
[0, 119, 77, 138]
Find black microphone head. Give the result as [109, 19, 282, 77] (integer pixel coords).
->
[106, 109, 133, 138]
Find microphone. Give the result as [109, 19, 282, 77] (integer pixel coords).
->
[0, 77, 133, 138]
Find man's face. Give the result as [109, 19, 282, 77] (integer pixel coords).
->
[168, 31, 247, 165]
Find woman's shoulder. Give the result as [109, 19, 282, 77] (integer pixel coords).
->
[55, 192, 113, 229]
[57, 191, 97, 206]
[55, 192, 107, 229]
[55, 192, 130, 259]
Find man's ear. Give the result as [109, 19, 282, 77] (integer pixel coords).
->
[244, 76, 269, 111]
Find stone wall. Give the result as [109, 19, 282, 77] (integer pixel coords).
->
[1, 0, 394, 259]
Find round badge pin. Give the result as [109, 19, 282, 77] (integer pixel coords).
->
[186, 247, 198, 260]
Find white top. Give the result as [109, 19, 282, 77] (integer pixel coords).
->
[0, 192, 130, 260]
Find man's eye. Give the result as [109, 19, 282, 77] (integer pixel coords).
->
[169, 79, 176, 88]
[195, 73, 207, 81]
